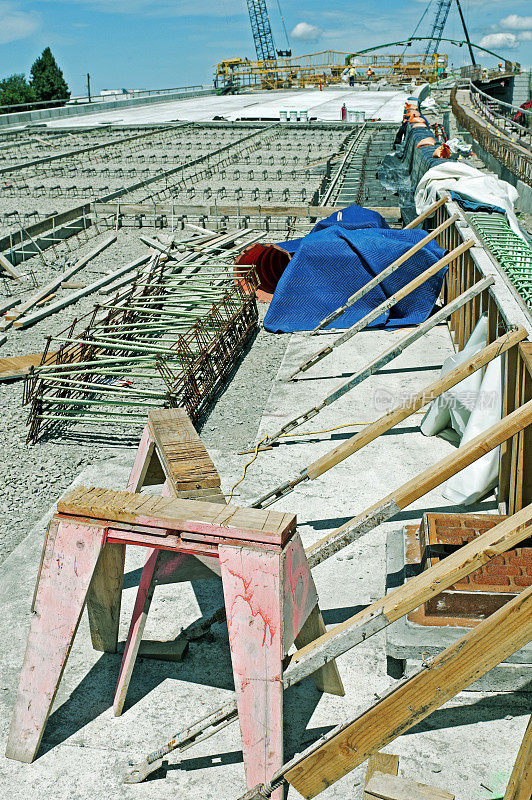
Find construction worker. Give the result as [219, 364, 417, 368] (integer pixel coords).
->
[498, 62, 503, 72]
[366, 67, 375, 82]
[349, 65, 356, 87]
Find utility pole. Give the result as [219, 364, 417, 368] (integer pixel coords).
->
[87, 73, 91, 103]
[454, 0, 476, 66]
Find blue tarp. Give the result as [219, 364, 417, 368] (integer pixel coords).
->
[448, 191, 506, 215]
[279, 205, 391, 255]
[263, 225, 447, 333]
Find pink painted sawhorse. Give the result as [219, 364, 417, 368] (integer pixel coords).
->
[114, 407, 228, 713]
[6, 485, 344, 798]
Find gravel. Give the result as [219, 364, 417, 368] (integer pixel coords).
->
[0, 228, 291, 565]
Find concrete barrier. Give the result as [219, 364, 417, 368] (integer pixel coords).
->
[0, 87, 216, 129]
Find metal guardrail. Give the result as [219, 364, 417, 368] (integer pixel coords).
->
[0, 85, 205, 116]
[450, 87, 532, 186]
[469, 80, 531, 150]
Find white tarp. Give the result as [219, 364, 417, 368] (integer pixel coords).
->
[414, 161, 524, 240]
[421, 314, 503, 504]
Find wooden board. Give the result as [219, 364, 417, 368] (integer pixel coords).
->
[363, 754, 399, 800]
[287, 504, 532, 684]
[284, 585, 532, 798]
[0, 251, 21, 280]
[57, 486, 296, 547]
[92, 201, 401, 220]
[365, 772, 454, 800]
[148, 408, 221, 493]
[504, 715, 532, 800]
[0, 351, 58, 382]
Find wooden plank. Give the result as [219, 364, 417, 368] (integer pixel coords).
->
[13, 253, 152, 329]
[363, 754, 399, 800]
[219, 543, 284, 799]
[504, 715, 532, 800]
[4, 234, 116, 322]
[294, 605, 344, 696]
[285, 503, 532, 686]
[92, 201, 401, 220]
[113, 549, 160, 715]
[0, 351, 58, 382]
[57, 485, 296, 546]
[284, 585, 532, 798]
[148, 408, 221, 493]
[306, 327, 528, 480]
[0, 251, 21, 280]
[136, 638, 189, 662]
[404, 196, 448, 229]
[305, 399, 532, 567]
[5, 519, 107, 763]
[365, 772, 454, 800]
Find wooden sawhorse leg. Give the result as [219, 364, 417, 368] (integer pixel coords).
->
[220, 543, 285, 800]
[218, 535, 344, 799]
[113, 548, 221, 715]
[114, 420, 224, 715]
[6, 519, 107, 763]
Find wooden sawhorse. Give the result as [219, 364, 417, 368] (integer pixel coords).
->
[7, 484, 343, 798]
[115, 408, 227, 714]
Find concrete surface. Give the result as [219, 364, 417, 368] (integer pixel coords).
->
[38, 88, 411, 128]
[0, 322, 529, 800]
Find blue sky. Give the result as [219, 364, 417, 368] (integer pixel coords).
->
[1, 0, 531, 95]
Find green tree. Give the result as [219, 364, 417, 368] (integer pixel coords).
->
[0, 74, 36, 110]
[30, 48, 70, 103]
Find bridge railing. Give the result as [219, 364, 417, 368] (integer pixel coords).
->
[469, 81, 531, 150]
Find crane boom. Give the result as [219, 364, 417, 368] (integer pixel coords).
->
[246, 0, 276, 61]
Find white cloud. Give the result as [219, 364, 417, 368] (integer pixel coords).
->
[500, 14, 532, 30]
[0, 1, 40, 43]
[290, 21, 322, 41]
[479, 32, 519, 50]
[519, 30, 532, 40]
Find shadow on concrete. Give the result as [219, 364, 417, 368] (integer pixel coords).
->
[278, 425, 420, 447]
[304, 499, 499, 531]
[322, 604, 369, 624]
[292, 363, 442, 382]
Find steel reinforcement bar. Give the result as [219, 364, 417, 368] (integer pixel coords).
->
[23, 236, 259, 442]
[451, 87, 532, 186]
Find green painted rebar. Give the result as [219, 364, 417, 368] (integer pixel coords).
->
[469, 212, 532, 306]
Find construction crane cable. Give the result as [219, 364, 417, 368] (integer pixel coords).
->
[402, 0, 433, 57]
[274, 0, 291, 51]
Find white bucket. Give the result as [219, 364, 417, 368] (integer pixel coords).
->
[279, 110, 288, 123]
[347, 110, 356, 122]
[289, 110, 298, 122]
[300, 110, 308, 122]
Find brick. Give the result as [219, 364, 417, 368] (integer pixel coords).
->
[472, 574, 510, 586]
[514, 576, 532, 587]
[509, 556, 531, 566]
[485, 564, 522, 576]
